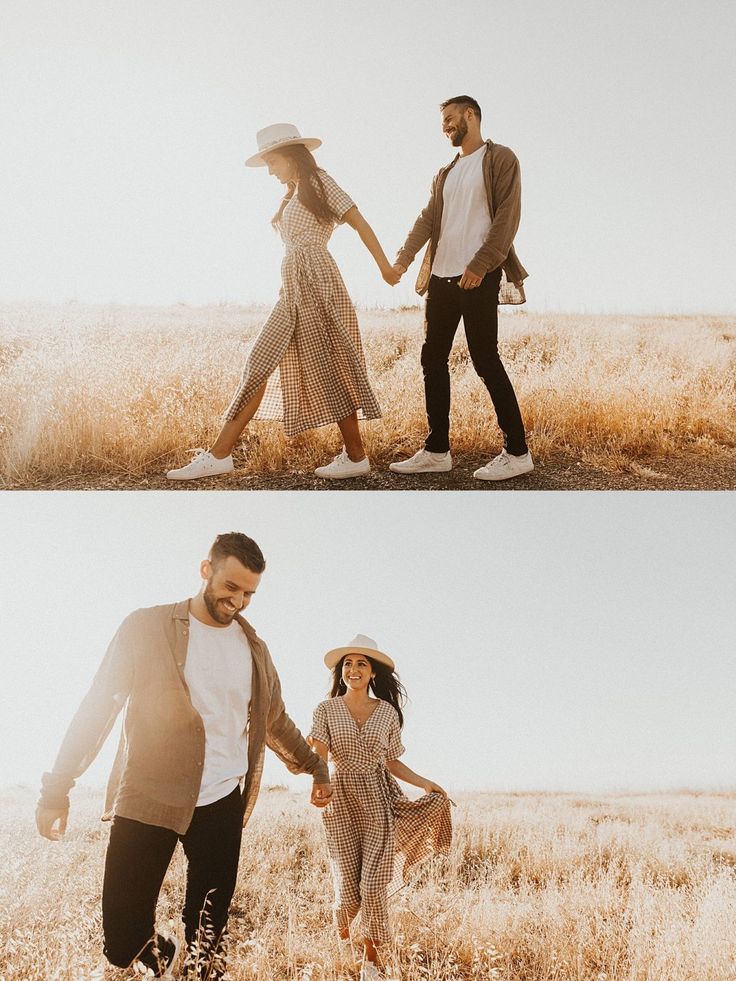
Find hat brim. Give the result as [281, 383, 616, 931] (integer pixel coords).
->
[245, 137, 322, 168]
[324, 645, 395, 671]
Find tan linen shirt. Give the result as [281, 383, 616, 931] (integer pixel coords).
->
[39, 600, 328, 835]
[396, 139, 529, 304]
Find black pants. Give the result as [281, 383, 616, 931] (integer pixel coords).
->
[421, 269, 528, 455]
[102, 786, 244, 979]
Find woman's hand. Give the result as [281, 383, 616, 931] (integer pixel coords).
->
[382, 265, 401, 286]
[311, 781, 333, 808]
[423, 780, 448, 797]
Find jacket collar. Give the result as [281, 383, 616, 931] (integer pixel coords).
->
[172, 599, 259, 645]
[441, 138, 495, 176]
[172, 599, 190, 621]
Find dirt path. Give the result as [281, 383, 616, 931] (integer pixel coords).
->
[15, 448, 736, 491]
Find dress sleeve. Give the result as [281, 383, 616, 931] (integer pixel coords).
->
[319, 171, 356, 223]
[387, 710, 405, 761]
[310, 701, 330, 747]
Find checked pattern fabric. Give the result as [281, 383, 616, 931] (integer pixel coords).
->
[225, 172, 381, 436]
[310, 697, 452, 944]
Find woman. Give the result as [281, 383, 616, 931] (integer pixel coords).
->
[167, 123, 398, 482]
[309, 635, 452, 980]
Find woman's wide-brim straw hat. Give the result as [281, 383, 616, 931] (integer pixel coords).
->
[245, 123, 322, 167]
[324, 634, 395, 671]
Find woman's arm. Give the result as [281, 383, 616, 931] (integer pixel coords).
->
[342, 207, 401, 285]
[308, 737, 329, 763]
[386, 758, 447, 797]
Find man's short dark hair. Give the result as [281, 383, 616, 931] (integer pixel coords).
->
[439, 95, 482, 122]
[209, 533, 266, 573]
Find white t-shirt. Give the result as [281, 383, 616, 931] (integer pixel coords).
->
[431, 145, 492, 278]
[186, 615, 253, 806]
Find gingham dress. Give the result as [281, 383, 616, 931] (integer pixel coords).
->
[310, 697, 452, 944]
[225, 171, 382, 436]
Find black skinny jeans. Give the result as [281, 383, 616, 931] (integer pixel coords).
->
[421, 269, 528, 455]
[102, 785, 244, 979]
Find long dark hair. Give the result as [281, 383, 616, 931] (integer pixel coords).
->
[270, 144, 339, 227]
[330, 655, 408, 729]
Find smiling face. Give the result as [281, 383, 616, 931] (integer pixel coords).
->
[262, 149, 297, 184]
[198, 555, 261, 626]
[341, 654, 375, 694]
[441, 103, 472, 147]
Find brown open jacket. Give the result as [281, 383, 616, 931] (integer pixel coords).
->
[396, 139, 528, 304]
[39, 601, 328, 835]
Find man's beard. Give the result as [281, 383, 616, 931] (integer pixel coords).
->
[449, 117, 468, 146]
[202, 581, 238, 624]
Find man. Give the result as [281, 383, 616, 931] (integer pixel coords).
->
[390, 95, 534, 481]
[36, 532, 331, 979]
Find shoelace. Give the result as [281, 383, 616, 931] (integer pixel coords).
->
[187, 447, 207, 461]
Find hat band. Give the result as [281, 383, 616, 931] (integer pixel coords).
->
[260, 135, 299, 151]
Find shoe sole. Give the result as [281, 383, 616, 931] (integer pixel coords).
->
[474, 464, 534, 481]
[314, 469, 371, 480]
[166, 468, 233, 480]
[389, 464, 452, 474]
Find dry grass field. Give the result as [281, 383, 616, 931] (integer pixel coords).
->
[2, 786, 735, 980]
[0, 303, 734, 489]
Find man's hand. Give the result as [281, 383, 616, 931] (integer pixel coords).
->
[310, 782, 333, 808]
[392, 262, 407, 279]
[459, 268, 483, 289]
[382, 266, 401, 286]
[36, 805, 68, 841]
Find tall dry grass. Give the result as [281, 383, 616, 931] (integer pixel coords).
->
[2, 786, 735, 979]
[0, 303, 735, 486]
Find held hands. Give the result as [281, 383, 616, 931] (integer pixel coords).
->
[310, 782, 333, 808]
[36, 805, 68, 841]
[382, 264, 402, 287]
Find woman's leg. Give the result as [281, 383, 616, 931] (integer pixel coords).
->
[363, 937, 379, 963]
[336, 412, 366, 462]
[209, 383, 267, 459]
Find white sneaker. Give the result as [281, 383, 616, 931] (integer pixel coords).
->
[389, 449, 452, 474]
[166, 448, 234, 481]
[474, 449, 534, 481]
[314, 449, 370, 479]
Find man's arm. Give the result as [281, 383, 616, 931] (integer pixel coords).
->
[466, 146, 523, 280]
[395, 175, 438, 272]
[263, 671, 331, 802]
[36, 615, 135, 839]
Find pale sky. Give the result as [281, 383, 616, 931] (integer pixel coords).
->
[1, 491, 733, 799]
[1, 0, 734, 313]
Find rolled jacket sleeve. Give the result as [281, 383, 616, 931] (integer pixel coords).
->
[396, 177, 437, 269]
[39, 615, 135, 811]
[264, 669, 329, 784]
